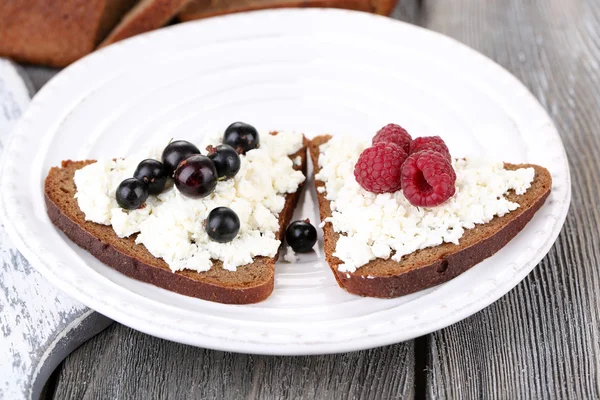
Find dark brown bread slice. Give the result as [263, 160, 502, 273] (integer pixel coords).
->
[98, 0, 193, 48]
[309, 135, 552, 298]
[45, 136, 308, 304]
[177, 0, 397, 21]
[0, 0, 137, 67]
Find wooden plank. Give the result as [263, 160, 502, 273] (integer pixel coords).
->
[49, 324, 414, 400]
[22, 66, 60, 93]
[420, 0, 600, 398]
[0, 61, 112, 400]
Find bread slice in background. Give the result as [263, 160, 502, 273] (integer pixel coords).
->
[0, 0, 138, 67]
[178, 0, 397, 21]
[99, 0, 193, 48]
[44, 137, 308, 304]
[309, 135, 552, 298]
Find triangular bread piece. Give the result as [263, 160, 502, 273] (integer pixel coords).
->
[45, 137, 308, 304]
[309, 135, 551, 298]
[98, 0, 193, 48]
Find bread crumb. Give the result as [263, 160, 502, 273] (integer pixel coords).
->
[283, 247, 298, 263]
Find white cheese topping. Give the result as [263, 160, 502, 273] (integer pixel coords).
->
[315, 135, 535, 273]
[283, 247, 298, 263]
[74, 131, 305, 272]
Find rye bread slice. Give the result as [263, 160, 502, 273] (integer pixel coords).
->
[45, 136, 308, 304]
[309, 135, 552, 298]
[0, 0, 138, 67]
[98, 0, 193, 48]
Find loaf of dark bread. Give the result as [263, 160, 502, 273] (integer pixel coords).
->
[44, 136, 308, 304]
[178, 0, 398, 21]
[0, 0, 194, 66]
[309, 135, 552, 298]
[0, 0, 138, 67]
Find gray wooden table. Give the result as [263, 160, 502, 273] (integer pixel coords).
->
[20, 0, 599, 398]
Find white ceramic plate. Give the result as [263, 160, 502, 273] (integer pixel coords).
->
[0, 9, 570, 355]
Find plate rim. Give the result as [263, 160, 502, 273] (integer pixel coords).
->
[0, 8, 571, 355]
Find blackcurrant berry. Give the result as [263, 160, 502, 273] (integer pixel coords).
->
[133, 159, 167, 194]
[161, 140, 200, 177]
[116, 178, 148, 210]
[223, 122, 259, 154]
[174, 155, 217, 199]
[206, 207, 240, 243]
[208, 144, 241, 180]
[286, 220, 317, 253]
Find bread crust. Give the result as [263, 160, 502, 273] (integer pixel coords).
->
[178, 0, 398, 21]
[45, 136, 308, 304]
[99, 0, 193, 48]
[309, 135, 552, 298]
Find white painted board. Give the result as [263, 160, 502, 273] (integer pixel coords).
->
[0, 59, 112, 400]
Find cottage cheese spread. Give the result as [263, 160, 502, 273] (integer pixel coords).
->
[74, 131, 305, 272]
[315, 135, 535, 273]
[283, 247, 298, 263]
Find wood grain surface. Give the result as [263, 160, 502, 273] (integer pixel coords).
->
[420, 1, 600, 398]
[34, 0, 598, 398]
[46, 324, 414, 399]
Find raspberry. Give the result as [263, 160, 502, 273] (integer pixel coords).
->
[354, 142, 408, 194]
[410, 136, 451, 162]
[372, 124, 412, 154]
[401, 150, 456, 207]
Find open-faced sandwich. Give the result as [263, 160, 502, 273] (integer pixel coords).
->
[310, 124, 551, 298]
[45, 122, 308, 304]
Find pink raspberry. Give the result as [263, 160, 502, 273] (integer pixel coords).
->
[401, 150, 456, 207]
[372, 124, 412, 154]
[354, 142, 408, 194]
[410, 136, 452, 162]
